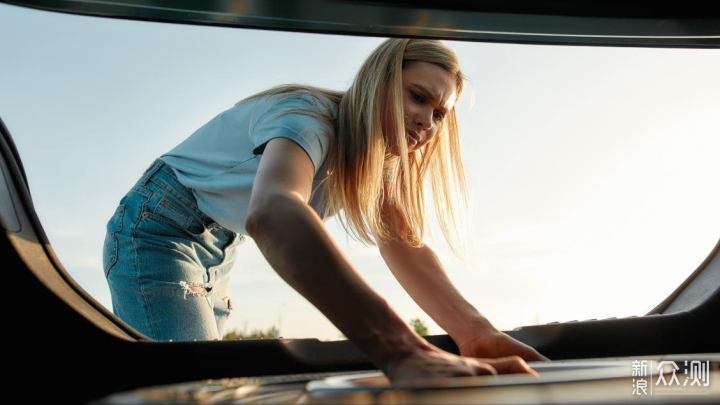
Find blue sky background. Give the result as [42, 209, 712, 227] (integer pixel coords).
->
[2, 3, 720, 340]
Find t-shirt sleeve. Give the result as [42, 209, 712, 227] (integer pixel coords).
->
[250, 94, 333, 175]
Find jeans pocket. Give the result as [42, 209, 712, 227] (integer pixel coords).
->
[152, 199, 192, 230]
[147, 191, 206, 237]
[103, 204, 125, 279]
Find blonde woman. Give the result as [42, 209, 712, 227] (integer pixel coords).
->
[103, 38, 548, 382]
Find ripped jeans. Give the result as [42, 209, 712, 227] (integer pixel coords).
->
[103, 159, 244, 341]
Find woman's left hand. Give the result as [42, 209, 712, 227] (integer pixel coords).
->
[455, 328, 550, 362]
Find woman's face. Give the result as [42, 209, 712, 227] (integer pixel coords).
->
[386, 61, 458, 156]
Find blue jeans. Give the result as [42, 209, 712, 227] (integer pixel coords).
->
[103, 159, 244, 341]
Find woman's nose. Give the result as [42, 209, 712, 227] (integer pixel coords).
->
[415, 109, 433, 131]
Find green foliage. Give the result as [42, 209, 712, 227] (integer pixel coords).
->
[223, 325, 279, 340]
[223, 320, 429, 341]
[409, 318, 429, 336]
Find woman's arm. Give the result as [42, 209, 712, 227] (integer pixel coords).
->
[245, 138, 538, 381]
[246, 138, 421, 372]
[378, 238, 494, 339]
[377, 198, 549, 361]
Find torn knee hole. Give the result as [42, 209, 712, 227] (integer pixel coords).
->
[179, 281, 213, 299]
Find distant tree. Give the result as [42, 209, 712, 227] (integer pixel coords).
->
[222, 329, 243, 340]
[223, 325, 279, 340]
[409, 318, 428, 336]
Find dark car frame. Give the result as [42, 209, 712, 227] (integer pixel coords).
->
[1, 1, 718, 404]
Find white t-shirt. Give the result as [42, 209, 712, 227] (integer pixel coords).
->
[160, 92, 337, 234]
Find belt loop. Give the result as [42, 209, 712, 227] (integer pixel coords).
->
[140, 159, 164, 185]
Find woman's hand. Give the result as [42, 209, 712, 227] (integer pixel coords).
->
[386, 345, 539, 384]
[455, 328, 550, 362]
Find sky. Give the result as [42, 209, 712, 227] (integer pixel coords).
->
[1, 3, 720, 340]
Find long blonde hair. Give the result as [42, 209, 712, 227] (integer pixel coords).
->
[238, 38, 469, 256]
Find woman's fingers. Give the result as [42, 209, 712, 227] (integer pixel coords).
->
[500, 337, 548, 362]
[521, 348, 549, 362]
[536, 353, 551, 362]
[467, 360, 498, 376]
[456, 332, 550, 363]
[481, 356, 540, 378]
[388, 348, 541, 383]
[518, 344, 550, 362]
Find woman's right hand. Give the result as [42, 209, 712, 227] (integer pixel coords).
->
[385, 345, 539, 384]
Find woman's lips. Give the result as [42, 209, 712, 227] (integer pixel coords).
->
[406, 130, 420, 147]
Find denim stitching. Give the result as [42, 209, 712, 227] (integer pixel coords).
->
[136, 165, 207, 232]
[144, 211, 191, 234]
[104, 205, 125, 278]
[152, 200, 193, 231]
[149, 174, 211, 224]
[143, 187, 206, 238]
[131, 186, 152, 198]
[207, 232, 239, 281]
[151, 177, 197, 214]
[149, 162, 239, 234]
[140, 160, 164, 185]
[131, 186, 158, 340]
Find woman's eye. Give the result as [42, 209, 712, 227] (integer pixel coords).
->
[411, 90, 444, 122]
